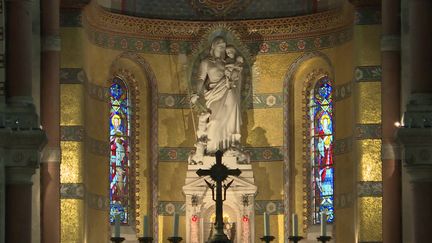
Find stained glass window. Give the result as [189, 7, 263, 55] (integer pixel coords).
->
[309, 76, 334, 224]
[109, 77, 130, 224]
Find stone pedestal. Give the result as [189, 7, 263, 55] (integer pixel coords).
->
[183, 156, 257, 243]
[397, 94, 432, 243]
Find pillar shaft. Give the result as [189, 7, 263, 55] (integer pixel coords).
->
[6, 0, 33, 98]
[5, 184, 32, 243]
[381, 0, 402, 243]
[40, 0, 60, 242]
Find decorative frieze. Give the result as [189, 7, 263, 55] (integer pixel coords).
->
[355, 124, 381, 139]
[358, 181, 382, 197]
[60, 183, 85, 199]
[60, 68, 86, 84]
[60, 125, 85, 141]
[87, 191, 109, 211]
[354, 66, 382, 82]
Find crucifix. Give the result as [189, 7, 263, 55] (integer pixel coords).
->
[196, 150, 242, 243]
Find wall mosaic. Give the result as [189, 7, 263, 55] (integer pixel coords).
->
[87, 191, 110, 211]
[60, 183, 85, 199]
[355, 124, 381, 139]
[60, 68, 87, 84]
[60, 125, 85, 141]
[354, 65, 382, 82]
[357, 181, 382, 197]
[333, 192, 354, 209]
[333, 82, 353, 102]
[333, 136, 353, 155]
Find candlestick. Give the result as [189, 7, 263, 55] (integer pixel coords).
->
[320, 212, 327, 237]
[173, 213, 179, 237]
[288, 236, 303, 243]
[292, 214, 298, 236]
[143, 215, 149, 237]
[317, 236, 332, 243]
[110, 237, 125, 243]
[264, 212, 270, 236]
[260, 235, 275, 243]
[114, 214, 121, 238]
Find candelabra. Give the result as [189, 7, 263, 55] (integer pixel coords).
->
[110, 237, 125, 243]
[317, 236, 332, 243]
[288, 236, 303, 243]
[260, 235, 275, 243]
[167, 236, 183, 243]
[138, 236, 153, 243]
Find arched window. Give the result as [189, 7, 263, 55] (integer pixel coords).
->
[309, 76, 334, 224]
[109, 77, 131, 224]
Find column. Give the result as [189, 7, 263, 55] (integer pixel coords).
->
[40, 0, 60, 242]
[397, 1, 432, 243]
[381, 0, 402, 243]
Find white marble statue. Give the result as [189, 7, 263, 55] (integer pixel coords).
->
[189, 36, 248, 164]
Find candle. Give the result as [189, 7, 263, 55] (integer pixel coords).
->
[263, 212, 270, 236]
[143, 215, 149, 237]
[114, 214, 121, 237]
[173, 213, 179, 237]
[292, 214, 298, 236]
[320, 212, 327, 236]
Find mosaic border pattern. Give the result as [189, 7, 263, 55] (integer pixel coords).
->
[354, 66, 382, 82]
[60, 68, 86, 84]
[358, 181, 382, 197]
[355, 124, 381, 139]
[87, 191, 110, 211]
[61, 125, 85, 141]
[334, 192, 354, 209]
[333, 82, 353, 102]
[158, 147, 284, 162]
[60, 183, 85, 199]
[84, 3, 353, 41]
[85, 27, 353, 55]
[254, 200, 284, 215]
[355, 7, 381, 25]
[157, 201, 186, 216]
[334, 137, 353, 155]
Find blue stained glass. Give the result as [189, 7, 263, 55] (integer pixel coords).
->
[109, 77, 130, 224]
[310, 76, 334, 224]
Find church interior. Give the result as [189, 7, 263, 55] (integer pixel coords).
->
[1, 0, 432, 242]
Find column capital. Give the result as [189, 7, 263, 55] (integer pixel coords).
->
[5, 166, 36, 184]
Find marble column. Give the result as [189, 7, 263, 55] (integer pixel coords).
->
[397, 1, 432, 243]
[40, 0, 60, 243]
[381, 0, 402, 242]
[3, 0, 47, 242]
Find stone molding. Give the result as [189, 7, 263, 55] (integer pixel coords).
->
[5, 167, 37, 184]
[381, 35, 401, 52]
[381, 142, 401, 160]
[83, 2, 353, 42]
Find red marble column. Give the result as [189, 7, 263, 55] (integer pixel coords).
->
[40, 0, 61, 243]
[6, 0, 33, 99]
[381, 0, 402, 243]
[5, 184, 32, 243]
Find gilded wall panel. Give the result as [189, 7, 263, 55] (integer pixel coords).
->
[159, 215, 186, 242]
[243, 109, 283, 147]
[354, 25, 382, 66]
[158, 109, 195, 148]
[61, 84, 84, 126]
[254, 214, 284, 243]
[359, 197, 383, 242]
[253, 54, 300, 93]
[85, 208, 109, 243]
[61, 141, 83, 183]
[357, 82, 381, 124]
[158, 163, 187, 201]
[334, 153, 354, 194]
[334, 207, 355, 243]
[60, 28, 84, 68]
[357, 139, 382, 181]
[323, 42, 354, 84]
[61, 199, 84, 243]
[252, 162, 284, 200]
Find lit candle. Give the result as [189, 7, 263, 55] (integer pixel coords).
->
[292, 214, 298, 236]
[143, 215, 149, 237]
[320, 212, 327, 236]
[173, 213, 179, 237]
[114, 214, 121, 237]
[263, 212, 270, 236]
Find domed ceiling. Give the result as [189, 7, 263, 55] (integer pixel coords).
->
[97, 0, 344, 20]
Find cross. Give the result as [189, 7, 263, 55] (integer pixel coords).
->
[196, 150, 241, 243]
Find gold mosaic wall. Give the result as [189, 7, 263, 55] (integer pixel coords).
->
[359, 197, 383, 241]
[60, 199, 84, 243]
[60, 141, 83, 183]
